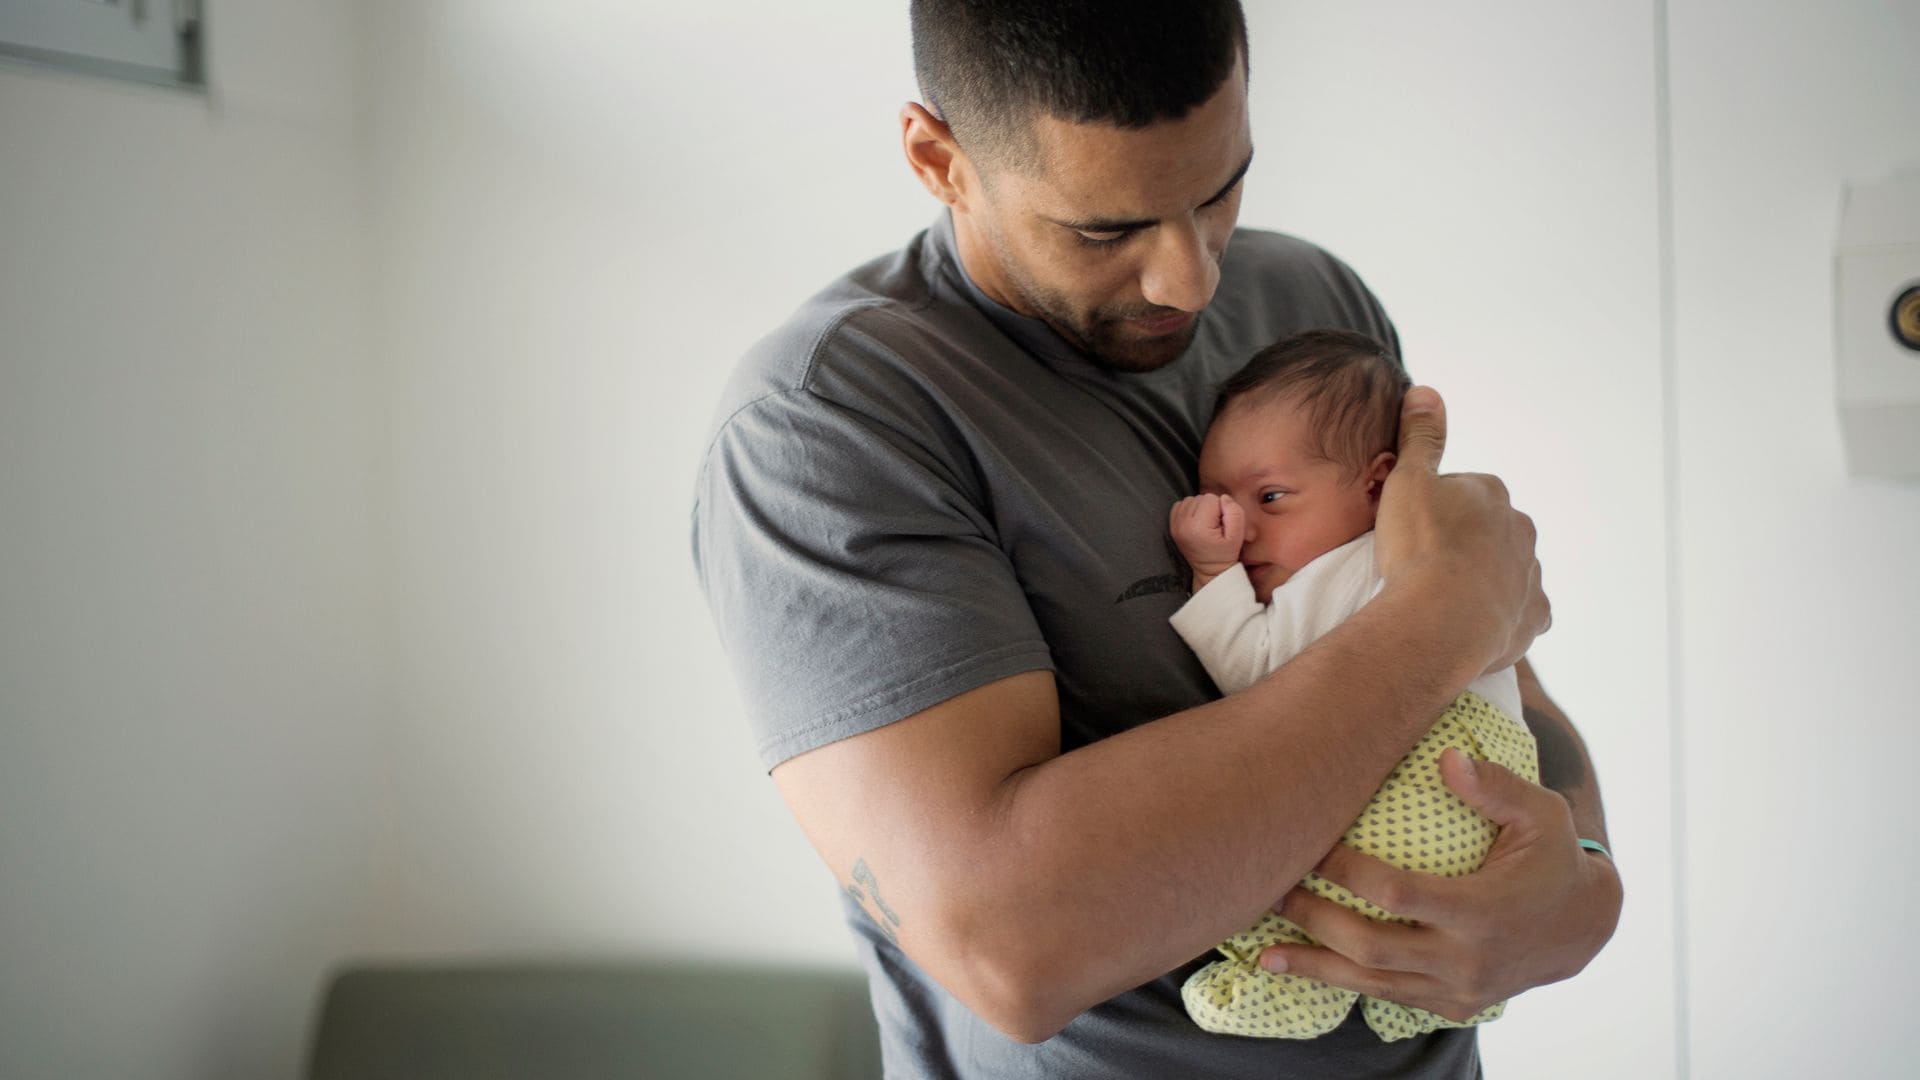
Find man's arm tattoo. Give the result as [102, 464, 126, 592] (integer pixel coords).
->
[846, 857, 902, 944]
[1522, 704, 1589, 797]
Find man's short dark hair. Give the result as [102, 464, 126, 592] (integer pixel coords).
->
[1214, 329, 1411, 482]
[910, 0, 1248, 172]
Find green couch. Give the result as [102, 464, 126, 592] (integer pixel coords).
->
[305, 962, 883, 1080]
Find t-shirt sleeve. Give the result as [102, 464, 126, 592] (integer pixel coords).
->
[692, 385, 1055, 771]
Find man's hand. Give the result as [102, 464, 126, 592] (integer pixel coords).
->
[1169, 493, 1244, 592]
[1374, 387, 1550, 675]
[1258, 748, 1623, 1021]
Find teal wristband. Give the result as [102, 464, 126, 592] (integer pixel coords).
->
[1577, 838, 1612, 860]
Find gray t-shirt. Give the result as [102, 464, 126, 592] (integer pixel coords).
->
[692, 213, 1479, 1078]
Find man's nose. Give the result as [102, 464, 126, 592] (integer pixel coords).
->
[1138, 220, 1221, 313]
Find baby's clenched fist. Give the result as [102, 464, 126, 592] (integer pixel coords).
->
[1170, 493, 1245, 578]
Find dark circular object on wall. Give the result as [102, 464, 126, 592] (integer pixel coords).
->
[1894, 283, 1920, 352]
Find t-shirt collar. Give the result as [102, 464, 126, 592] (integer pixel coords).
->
[924, 210, 1101, 371]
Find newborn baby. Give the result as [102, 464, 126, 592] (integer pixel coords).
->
[1168, 328, 1540, 1042]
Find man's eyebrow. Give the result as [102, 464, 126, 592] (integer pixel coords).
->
[1048, 149, 1256, 233]
[1203, 149, 1257, 208]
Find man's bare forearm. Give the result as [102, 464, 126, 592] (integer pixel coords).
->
[1515, 658, 1609, 848]
[939, 584, 1493, 1038]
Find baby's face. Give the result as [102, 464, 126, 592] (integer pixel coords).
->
[1196, 396, 1387, 603]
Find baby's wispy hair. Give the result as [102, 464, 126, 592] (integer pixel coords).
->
[1212, 329, 1411, 482]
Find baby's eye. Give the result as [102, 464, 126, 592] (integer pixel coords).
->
[1259, 490, 1287, 505]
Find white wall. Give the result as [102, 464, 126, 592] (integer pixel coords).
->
[1669, 2, 1920, 1077]
[355, 0, 928, 965]
[0, 5, 390, 1080]
[7, 0, 1916, 1076]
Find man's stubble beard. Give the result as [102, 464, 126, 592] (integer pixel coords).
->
[984, 225, 1207, 373]
[1010, 274, 1203, 374]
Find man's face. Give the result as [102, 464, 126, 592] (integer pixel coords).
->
[1196, 395, 1383, 604]
[951, 63, 1253, 372]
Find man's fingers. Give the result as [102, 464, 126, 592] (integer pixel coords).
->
[1435, 748, 1560, 834]
[1299, 844, 1467, 926]
[1491, 558, 1550, 669]
[1394, 385, 1448, 476]
[1257, 941, 1484, 1019]
[1272, 887, 1449, 978]
[1259, 940, 1416, 1006]
[1264, 890, 1496, 1022]
[1533, 560, 1552, 635]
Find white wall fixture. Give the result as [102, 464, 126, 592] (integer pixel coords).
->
[1835, 174, 1920, 478]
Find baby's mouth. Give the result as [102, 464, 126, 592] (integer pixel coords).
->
[1246, 561, 1292, 591]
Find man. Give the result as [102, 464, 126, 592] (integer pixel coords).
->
[692, 2, 1621, 1076]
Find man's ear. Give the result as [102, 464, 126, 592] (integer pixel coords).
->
[900, 102, 977, 210]
[1365, 450, 1397, 503]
